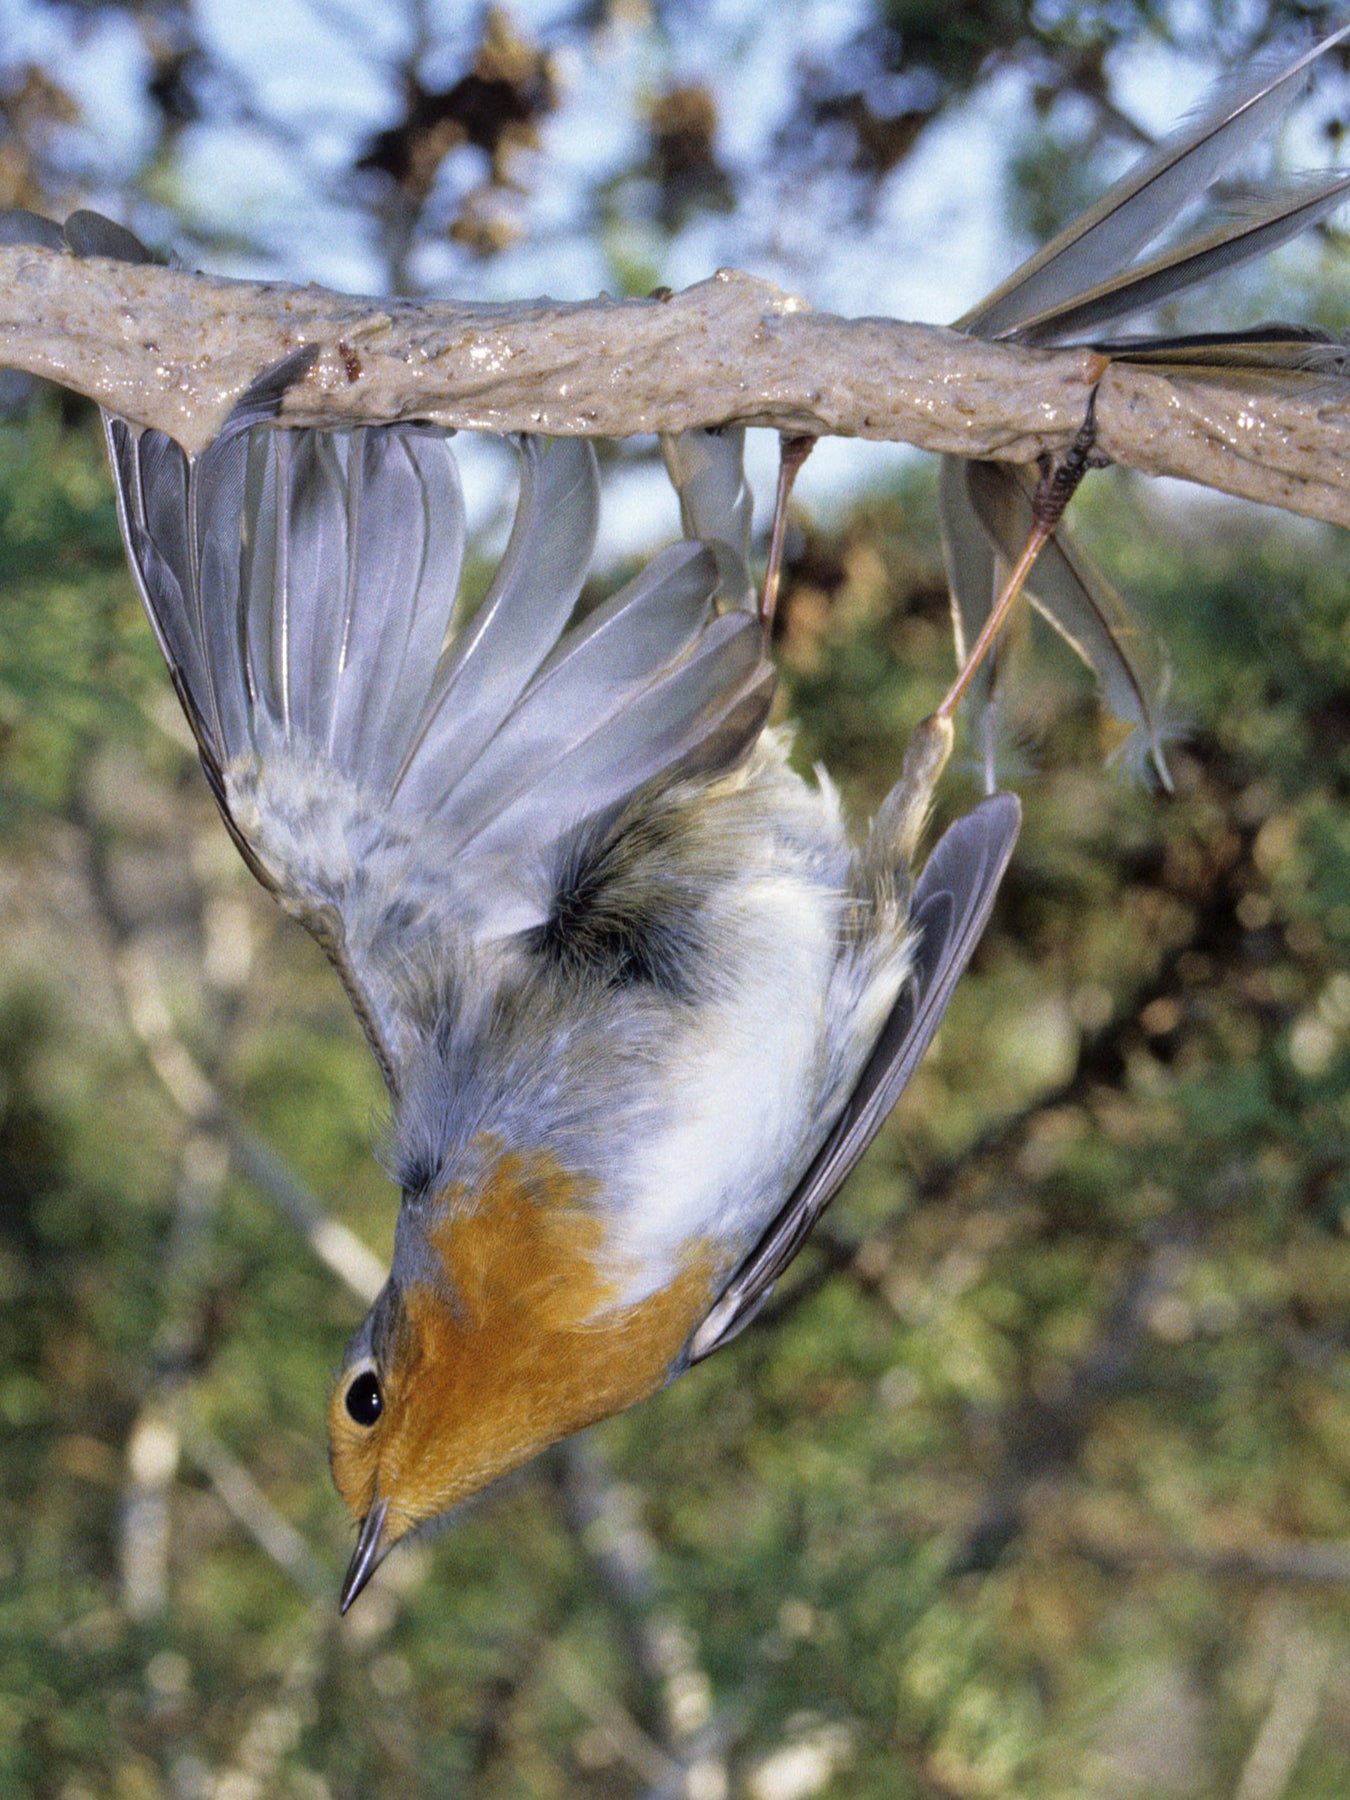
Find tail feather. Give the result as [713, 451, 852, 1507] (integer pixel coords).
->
[960, 27, 1349, 340]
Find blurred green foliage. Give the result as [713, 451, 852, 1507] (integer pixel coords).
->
[0, 407, 154, 823]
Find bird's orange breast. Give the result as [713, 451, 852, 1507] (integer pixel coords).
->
[370, 1146, 721, 1533]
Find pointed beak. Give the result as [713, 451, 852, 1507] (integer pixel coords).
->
[340, 1494, 391, 1614]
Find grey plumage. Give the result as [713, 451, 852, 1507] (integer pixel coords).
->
[94, 340, 928, 1313]
[105, 390, 786, 1099]
[688, 790, 1020, 1361]
[97, 339, 994, 1335]
[958, 30, 1350, 341]
[944, 25, 1350, 790]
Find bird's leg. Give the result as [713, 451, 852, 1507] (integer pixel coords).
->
[936, 381, 1109, 723]
[883, 381, 1110, 866]
[760, 433, 816, 634]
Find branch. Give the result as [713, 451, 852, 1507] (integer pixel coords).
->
[3, 243, 1347, 526]
[185, 1424, 329, 1596]
[552, 1438, 731, 1798]
[1063, 1518, 1350, 1590]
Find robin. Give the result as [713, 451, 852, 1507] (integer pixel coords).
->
[105, 394, 1017, 1610]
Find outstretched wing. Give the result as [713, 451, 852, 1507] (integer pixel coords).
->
[685, 792, 1021, 1364]
[109, 406, 773, 1093]
[40, 210, 773, 1096]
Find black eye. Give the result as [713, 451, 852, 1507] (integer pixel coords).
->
[345, 1370, 383, 1426]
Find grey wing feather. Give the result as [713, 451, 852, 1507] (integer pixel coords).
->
[106, 419, 217, 753]
[338, 429, 468, 777]
[454, 612, 773, 861]
[393, 436, 599, 810]
[523, 541, 722, 698]
[659, 426, 756, 611]
[1013, 171, 1350, 347]
[104, 347, 325, 777]
[943, 29, 1348, 786]
[422, 542, 725, 830]
[243, 425, 468, 783]
[71, 208, 770, 1090]
[959, 29, 1348, 340]
[685, 792, 1021, 1365]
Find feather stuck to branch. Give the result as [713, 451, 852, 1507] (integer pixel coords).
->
[0, 242, 1346, 526]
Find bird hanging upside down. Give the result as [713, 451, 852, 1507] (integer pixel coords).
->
[3, 26, 1343, 1611]
[107, 395, 1019, 1611]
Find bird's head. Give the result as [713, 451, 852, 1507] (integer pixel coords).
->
[327, 1146, 718, 1608]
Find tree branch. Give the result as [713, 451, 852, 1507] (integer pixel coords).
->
[3, 242, 1347, 525]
